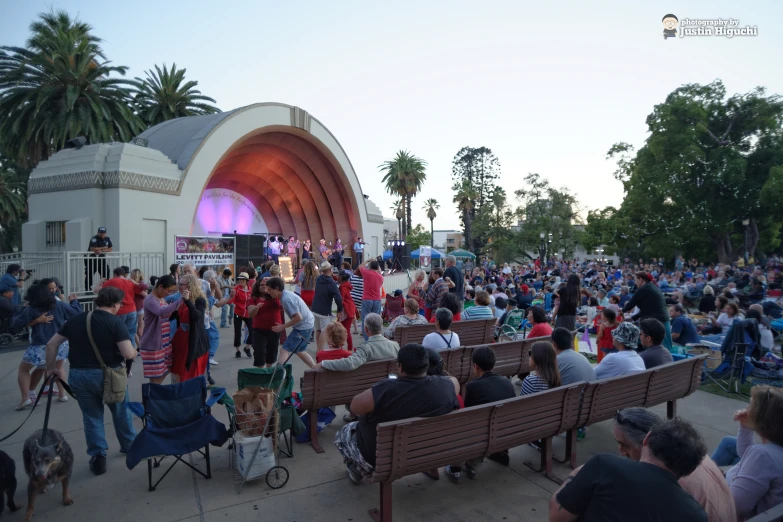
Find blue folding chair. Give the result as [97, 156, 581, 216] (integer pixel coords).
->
[126, 376, 229, 491]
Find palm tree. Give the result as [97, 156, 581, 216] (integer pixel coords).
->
[491, 186, 507, 226]
[454, 180, 478, 252]
[134, 63, 220, 127]
[0, 10, 143, 168]
[0, 167, 25, 223]
[379, 150, 427, 237]
[390, 199, 404, 240]
[423, 198, 439, 249]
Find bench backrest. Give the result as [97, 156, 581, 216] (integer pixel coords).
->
[578, 354, 708, 427]
[300, 358, 398, 411]
[373, 383, 585, 482]
[441, 339, 532, 384]
[396, 318, 496, 346]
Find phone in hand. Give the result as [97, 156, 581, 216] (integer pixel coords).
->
[388, 374, 398, 380]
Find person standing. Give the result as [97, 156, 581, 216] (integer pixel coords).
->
[44, 287, 137, 476]
[1, 264, 28, 306]
[268, 236, 282, 265]
[553, 274, 580, 330]
[333, 238, 344, 268]
[318, 239, 329, 261]
[311, 262, 343, 352]
[353, 237, 365, 268]
[443, 255, 464, 307]
[623, 271, 673, 350]
[140, 275, 181, 384]
[287, 236, 300, 269]
[359, 259, 384, 341]
[101, 267, 146, 351]
[267, 277, 316, 368]
[338, 272, 357, 351]
[169, 275, 210, 383]
[84, 226, 112, 292]
[302, 239, 312, 262]
[247, 278, 283, 368]
[215, 272, 253, 359]
[218, 268, 234, 328]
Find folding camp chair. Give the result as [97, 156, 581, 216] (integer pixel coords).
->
[126, 376, 229, 491]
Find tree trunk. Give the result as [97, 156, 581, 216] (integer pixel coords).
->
[430, 219, 434, 249]
[463, 211, 472, 253]
[405, 194, 412, 236]
[749, 218, 759, 258]
[715, 234, 733, 265]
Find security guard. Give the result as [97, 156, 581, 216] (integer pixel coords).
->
[84, 226, 113, 291]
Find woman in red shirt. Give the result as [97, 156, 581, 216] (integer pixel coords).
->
[247, 278, 283, 368]
[526, 305, 553, 339]
[315, 322, 353, 363]
[215, 272, 253, 359]
[337, 272, 357, 351]
[596, 308, 619, 363]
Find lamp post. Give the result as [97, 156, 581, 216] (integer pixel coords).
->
[396, 207, 404, 241]
[539, 231, 547, 264]
[742, 219, 750, 264]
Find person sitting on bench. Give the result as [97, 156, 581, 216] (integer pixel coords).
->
[334, 343, 460, 484]
[594, 322, 645, 379]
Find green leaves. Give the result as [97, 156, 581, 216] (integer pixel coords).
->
[379, 150, 427, 237]
[133, 63, 220, 127]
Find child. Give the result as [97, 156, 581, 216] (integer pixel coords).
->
[315, 322, 353, 363]
[247, 278, 283, 368]
[596, 308, 619, 363]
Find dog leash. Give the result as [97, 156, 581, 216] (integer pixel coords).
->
[0, 374, 75, 443]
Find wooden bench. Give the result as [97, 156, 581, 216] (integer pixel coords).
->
[556, 354, 708, 468]
[369, 384, 586, 522]
[395, 318, 496, 347]
[300, 339, 536, 453]
[747, 502, 783, 522]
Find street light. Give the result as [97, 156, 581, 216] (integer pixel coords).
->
[742, 219, 750, 264]
[539, 232, 547, 264]
[396, 207, 404, 240]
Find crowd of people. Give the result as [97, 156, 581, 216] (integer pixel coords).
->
[2, 249, 782, 519]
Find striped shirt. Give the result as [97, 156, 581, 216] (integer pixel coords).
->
[520, 374, 549, 396]
[350, 275, 364, 307]
[462, 305, 495, 321]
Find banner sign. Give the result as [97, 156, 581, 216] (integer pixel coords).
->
[175, 236, 235, 269]
[420, 245, 431, 268]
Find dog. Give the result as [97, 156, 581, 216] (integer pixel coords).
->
[22, 429, 74, 522]
[0, 450, 21, 516]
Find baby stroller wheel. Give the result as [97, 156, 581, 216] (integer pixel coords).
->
[0, 333, 13, 347]
[266, 466, 289, 489]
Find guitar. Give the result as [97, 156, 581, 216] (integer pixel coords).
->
[320, 248, 332, 260]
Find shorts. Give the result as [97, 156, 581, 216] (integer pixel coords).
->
[252, 328, 280, 366]
[281, 328, 312, 354]
[22, 342, 69, 368]
[313, 313, 333, 332]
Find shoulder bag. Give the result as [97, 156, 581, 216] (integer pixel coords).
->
[86, 311, 127, 404]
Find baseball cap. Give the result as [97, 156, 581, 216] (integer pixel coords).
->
[97, 227, 107, 233]
[237, 272, 249, 280]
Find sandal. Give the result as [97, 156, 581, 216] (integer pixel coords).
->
[243, 347, 252, 358]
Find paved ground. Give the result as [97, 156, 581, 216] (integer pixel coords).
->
[0, 328, 746, 522]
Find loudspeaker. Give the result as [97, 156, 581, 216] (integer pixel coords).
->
[400, 244, 411, 270]
[248, 235, 266, 260]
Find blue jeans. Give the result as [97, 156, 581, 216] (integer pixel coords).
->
[220, 304, 234, 328]
[361, 300, 382, 341]
[68, 368, 136, 457]
[711, 435, 740, 466]
[121, 312, 138, 348]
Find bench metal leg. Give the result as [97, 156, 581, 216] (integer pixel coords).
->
[310, 414, 324, 453]
[667, 400, 677, 419]
[524, 438, 563, 484]
[368, 481, 392, 522]
[552, 430, 578, 469]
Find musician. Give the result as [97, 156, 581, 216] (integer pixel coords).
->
[302, 239, 312, 261]
[353, 237, 365, 268]
[333, 238, 344, 268]
[318, 239, 330, 261]
[287, 236, 300, 269]
[268, 236, 282, 265]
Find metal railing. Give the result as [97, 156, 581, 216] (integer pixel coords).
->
[66, 252, 166, 296]
[0, 252, 69, 297]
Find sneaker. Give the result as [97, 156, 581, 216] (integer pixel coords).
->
[89, 455, 107, 476]
[345, 461, 362, 484]
[464, 463, 478, 480]
[28, 392, 37, 403]
[209, 358, 219, 365]
[15, 399, 33, 411]
[235, 351, 242, 359]
[58, 395, 68, 403]
[445, 465, 461, 484]
[243, 347, 252, 358]
[207, 376, 215, 385]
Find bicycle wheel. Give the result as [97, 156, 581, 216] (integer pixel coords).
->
[266, 466, 289, 489]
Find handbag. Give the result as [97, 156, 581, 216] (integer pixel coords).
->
[86, 311, 127, 404]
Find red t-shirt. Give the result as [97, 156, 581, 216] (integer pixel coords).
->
[528, 322, 553, 339]
[248, 296, 283, 330]
[102, 277, 140, 316]
[316, 348, 353, 363]
[598, 323, 618, 349]
[360, 266, 384, 301]
[429, 312, 461, 323]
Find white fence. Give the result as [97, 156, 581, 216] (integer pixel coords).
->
[382, 270, 413, 295]
[0, 251, 166, 299]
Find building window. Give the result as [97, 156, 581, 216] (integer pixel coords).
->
[447, 239, 454, 244]
[45, 221, 66, 247]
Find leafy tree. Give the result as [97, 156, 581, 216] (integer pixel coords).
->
[134, 63, 220, 127]
[593, 81, 783, 263]
[379, 150, 427, 237]
[0, 10, 142, 168]
[451, 146, 500, 249]
[405, 224, 432, 252]
[423, 198, 439, 249]
[0, 154, 30, 252]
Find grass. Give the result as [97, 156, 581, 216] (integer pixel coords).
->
[698, 380, 752, 402]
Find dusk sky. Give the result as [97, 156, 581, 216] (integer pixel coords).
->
[2, 1, 780, 230]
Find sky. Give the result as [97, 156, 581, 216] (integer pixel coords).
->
[2, 0, 781, 230]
